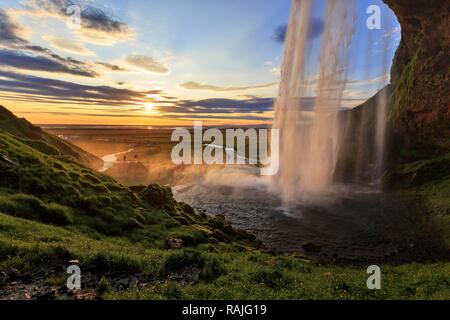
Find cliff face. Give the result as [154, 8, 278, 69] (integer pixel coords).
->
[335, 1, 449, 183]
[384, 0, 449, 152]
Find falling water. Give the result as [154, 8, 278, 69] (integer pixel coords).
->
[272, 0, 357, 203]
[373, 18, 394, 184]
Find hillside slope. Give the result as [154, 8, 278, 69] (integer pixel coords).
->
[0, 106, 102, 169]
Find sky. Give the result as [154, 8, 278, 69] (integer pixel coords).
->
[0, 0, 400, 125]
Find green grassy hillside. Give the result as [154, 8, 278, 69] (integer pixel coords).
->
[0, 106, 102, 169]
[0, 106, 448, 300]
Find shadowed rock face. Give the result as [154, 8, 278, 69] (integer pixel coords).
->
[0, 154, 18, 185]
[384, 0, 449, 150]
[336, 1, 449, 183]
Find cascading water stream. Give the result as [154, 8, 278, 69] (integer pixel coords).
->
[272, 0, 357, 203]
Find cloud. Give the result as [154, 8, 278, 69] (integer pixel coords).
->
[179, 81, 277, 92]
[0, 69, 162, 107]
[0, 9, 29, 43]
[0, 49, 97, 77]
[47, 38, 90, 57]
[156, 98, 274, 115]
[43, 35, 94, 56]
[155, 97, 319, 121]
[0, 8, 100, 77]
[125, 54, 169, 74]
[346, 74, 390, 86]
[24, 0, 135, 45]
[80, 5, 129, 34]
[236, 94, 259, 99]
[95, 61, 128, 72]
[157, 96, 360, 117]
[273, 25, 287, 43]
[384, 26, 401, 38]
[273, 17, 324, 43]
[0, 68, 366, 122]
[160, 113, 272, 121]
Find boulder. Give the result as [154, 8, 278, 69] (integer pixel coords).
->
[165, 238, 184, 249]
[139, 184, 176, 209]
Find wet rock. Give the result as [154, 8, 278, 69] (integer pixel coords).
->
[165, 238, 184, 249]
[302, 242, 322, 253]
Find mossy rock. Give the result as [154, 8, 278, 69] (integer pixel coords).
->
[210, 230, 231, 243]
[139, 184, 176, 210]
[386, 153, 450, 188]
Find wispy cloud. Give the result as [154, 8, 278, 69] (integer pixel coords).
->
[23, 0, 136, 45]
[95, 61, 128, 72]
[0, 8, 29, 42]
[125, 54, 170, 74]
[43, 35, 94, 56]
[0, 49, 97, 77]
[0, 8, 130, 78]
[0, 69, 162, 107]
[0, 8, 99, 77]
[346, 74, 390, 86]
[179, 81, 277, 92]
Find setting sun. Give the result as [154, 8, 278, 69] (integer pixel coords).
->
[143, 103, 157, 114]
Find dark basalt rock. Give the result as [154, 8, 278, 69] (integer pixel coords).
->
[384, 0, 449, 151]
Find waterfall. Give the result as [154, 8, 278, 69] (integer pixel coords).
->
[272, 0, 357, 203]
